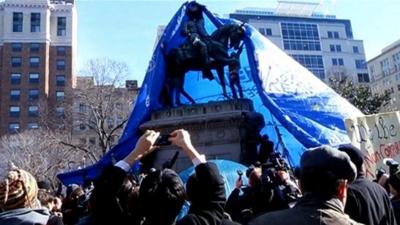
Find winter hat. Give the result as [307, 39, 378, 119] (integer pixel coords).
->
[338, 144, 366, 177]
[0, 167, 39, 211]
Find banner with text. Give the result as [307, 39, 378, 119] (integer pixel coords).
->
[345, 111, 400, 178]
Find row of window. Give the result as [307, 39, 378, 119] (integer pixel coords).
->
[327, 31, 340, 39]
[329, 45, 361, 54]
[10, 73, 65, 86]
[258, 28, 272, 36]
[8, 105, 65, 117]
[9, 123, 39, 133]
[12, 12, 66, 36]
[11, 57, 66, 70]
[281, 23, 320, 41]
[11, 43, 67, 55]
[291, 54, 325, 79]
[9, 89, 65, 101]
[283, 40, 321, 51]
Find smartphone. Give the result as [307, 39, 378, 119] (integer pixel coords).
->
[155, 134, 171, 146]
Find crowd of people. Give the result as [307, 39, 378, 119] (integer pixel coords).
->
[1, 129, 400, 225]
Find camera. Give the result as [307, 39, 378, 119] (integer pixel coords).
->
[383, 158, 399, 176]
[155, 134, 172, 146]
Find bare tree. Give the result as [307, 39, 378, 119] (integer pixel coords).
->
[329, 76, 391, 114]
[65, 58, 136, 158]
[0, 129, 86, 188]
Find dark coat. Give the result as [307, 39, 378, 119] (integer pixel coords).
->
[177, 163, 240, 225]
[0, 208, 50, 225]
[248, 193, 363, 225]
[345, 177, 396, 225]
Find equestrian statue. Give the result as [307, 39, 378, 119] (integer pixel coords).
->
[161, 1, 246, 106]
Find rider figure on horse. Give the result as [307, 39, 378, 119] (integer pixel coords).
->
[181, 2, 212, 67]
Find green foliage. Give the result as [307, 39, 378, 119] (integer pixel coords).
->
[329, 76, 391, 115]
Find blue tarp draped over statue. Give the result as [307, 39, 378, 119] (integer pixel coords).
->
[58, 2, 363, 185]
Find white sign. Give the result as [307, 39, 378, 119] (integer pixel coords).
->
[345, 111, 400, 178]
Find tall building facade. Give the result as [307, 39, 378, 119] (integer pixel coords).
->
[368, 39, 400, 112]
[0, 0, 76, 135]
[72, 76, 139, 155]
[229, 1, 368, 84]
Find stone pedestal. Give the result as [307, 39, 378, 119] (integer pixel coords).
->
[139, 99, 263, 171]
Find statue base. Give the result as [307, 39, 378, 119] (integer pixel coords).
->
[139, 99, 264, 171]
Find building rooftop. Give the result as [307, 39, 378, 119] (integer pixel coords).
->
[233, 0, 336, 19]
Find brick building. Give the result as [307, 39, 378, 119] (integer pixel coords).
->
[0, 0, 76, 135]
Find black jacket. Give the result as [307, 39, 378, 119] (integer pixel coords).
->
[248, 193, 362, 225]
[177, 163, 240, 225]
[345, 176, 396, 225]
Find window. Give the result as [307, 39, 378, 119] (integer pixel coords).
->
[107, 117, 114, 129]
[357, 73, 370, 83]
[355, 59, 367, 69]
[333, 31, 339, 38]
[30, 13, 40, 32]
[281, 23, 321, 51]
[30, 57, 40, 68]
[78, 103, 87, 113]
[28, 123, 39, 129]
[10, 89, 20, 101]
[56, 107, 65, 117]
[327, 31, 339, 39]
[265, 28, 272, 36]
[28, 106, 39, 117]
[330, 45, 341, 52]
[332, 58, 344, 66]
[338, 58, 344, 66]
[11, 43, 22, 52]
[29, 89, 39, 100]
[56, 75, 65, 86]
[9, 123, 20, 134]
[79, 123, 86, 131]
[9, 106, 20, 117]
[336, 45, 341, 52]
[10, 73, 21, 84]
[13, 12, 23, 32]
[57, 17, 66, 36]
[56, 46, 66, 56]
[398, 84, 400, 91]
[353, 46, 359, 53]
[56, 91, 64, 101]
[11, 57, 22, 67]
[329, 45, 335, 52]
[57, 59, 65, 70]
[30, 43, 40, 52]
[291, 54, 325, 79]
[381, 58, 390, 76]
[29, 73, 39, 83]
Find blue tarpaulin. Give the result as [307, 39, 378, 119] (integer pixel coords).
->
[58, 1, 364, 185]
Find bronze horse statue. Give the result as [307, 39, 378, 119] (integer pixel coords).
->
[161, 23, 246, 106]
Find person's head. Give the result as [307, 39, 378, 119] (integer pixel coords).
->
[0, 168, 40, 211]
[338, 144, 365, 177]
[389, 170, 400, 198]
[139, 168, 185, 224]
[248, 167, 262, 188]
[37, 189, 55, 210]
[186, 2, 204, 20]
[299, 146, 356, 204]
